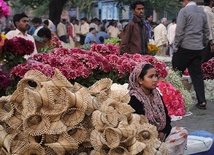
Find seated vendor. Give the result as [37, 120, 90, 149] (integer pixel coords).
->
[128, 62, 188, 155]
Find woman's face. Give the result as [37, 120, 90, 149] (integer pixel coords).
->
[137, 68, 158, 91]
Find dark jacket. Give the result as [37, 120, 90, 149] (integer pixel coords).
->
[120, 15, 148, 55]
[129, 95, 172, 137]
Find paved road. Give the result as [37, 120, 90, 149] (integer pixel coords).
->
[171, 101, 214, 134]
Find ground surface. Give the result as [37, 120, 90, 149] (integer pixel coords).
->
[172, 101, 214, 134]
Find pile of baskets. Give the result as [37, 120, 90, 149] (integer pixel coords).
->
[0, 69, 169, 155]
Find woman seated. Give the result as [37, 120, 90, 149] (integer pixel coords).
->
[128, 62, 188, 155]
[37, 27, 62, 52]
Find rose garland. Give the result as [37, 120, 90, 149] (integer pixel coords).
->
[164, 70, 193, 112]
[202, 58, 214, 80]
[157, 80, 186, 117]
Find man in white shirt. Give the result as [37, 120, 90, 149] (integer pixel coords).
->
[167, 18, 176, 57]
[89, 18, 99, 32]
[80, 17, 89, 45]
[6, 12, 37, 59]
[57, 19, 68, 43]
[108, 21, 120, 38]
[154, 18, 168, 56]
[202, 0, 214, 62]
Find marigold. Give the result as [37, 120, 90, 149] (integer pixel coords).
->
[147, 44, 160, 56]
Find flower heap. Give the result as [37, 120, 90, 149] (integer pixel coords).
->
[0, 36, 34, 70]
[10, 44, 168, 87]
[147, 44, 160, 56]
[0, 0, 10, 19]
[164, 70, 193, 112]
[157, 80, 186, 117]
[10, 59, 55, 79]
[0, 67, 10, 96]
[202, 58, 214, 80]
[0, 69, 169, 155]
[91, 43, 120, 55]
[183, 69, 189, 76]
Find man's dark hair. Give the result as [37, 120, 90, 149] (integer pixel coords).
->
[62, 19, 67, 22]
[130, 1, 144, 10]
[32, 17, 42, 24]
[37, 27, 52, 40]
[146, 15, 152, 20]
[100, 26, 106, 32]
[43, 19, 49, 26]
[151, 21, 158, 26]
[89, 27, 95, 32]
[172, 18, 176, 23]
[13, 12, 28, 28]
[99, 36, 104, 43]
[80, 17, 87, 21]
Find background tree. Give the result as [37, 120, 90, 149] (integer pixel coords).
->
[6, 0, 93, 25]
[6, 0, 68, 25]
[5, 0, 182, 24]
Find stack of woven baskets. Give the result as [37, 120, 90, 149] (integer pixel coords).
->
[0, 69, 169, 155]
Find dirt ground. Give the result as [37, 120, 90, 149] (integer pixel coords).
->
[171, 101, 214, 134]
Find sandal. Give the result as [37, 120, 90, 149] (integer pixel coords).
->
[196, 102, 207, 110]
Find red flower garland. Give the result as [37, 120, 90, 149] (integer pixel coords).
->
[3, 37, 34, 56]
[202, 58, 214, 80]
[157, 80, 186, 117]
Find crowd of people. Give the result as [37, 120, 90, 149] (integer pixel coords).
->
[0, 14, 130, 52]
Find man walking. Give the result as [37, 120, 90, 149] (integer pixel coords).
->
[167, 18, 177, 57]
[57, 19, 68, 43]
[145, 14, 153, 41]
[120, 0, 148, 54]
[154, 18, 168, 56]
[79, 17, 89, 45]
[173, 0, 210, 109]
[202, 0, 214, 62]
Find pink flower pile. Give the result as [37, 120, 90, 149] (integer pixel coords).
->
[0, 67, 10, 91]
[91, 43, 120, 55]
[91, 44, 168, 78]
[10, 44, 168, 82]
[157, 80, 186, 117]
[50, 35, 62, 48]
[0, 0, 10, 18]
[202, 58, 214, 80]
[4, 37, 34, 56]
[10, 59, 54, 78]
[183, 69, 190, 76]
